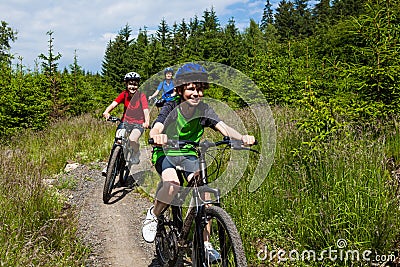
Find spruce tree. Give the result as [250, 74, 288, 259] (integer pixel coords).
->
[200, 7, 223, 61]
[222, 17, 245, 68]
[331, 0, 368, 19]
[293, 0, 312, 37]
[0, 21, 17, 63]
[312, 0, 332, 25]
[38, 30, 62, 117]
[275, 0, 295, 41]
[260, 0, 274, 31]
[171, 19, 189, 62]
[101, 24, 133, 89]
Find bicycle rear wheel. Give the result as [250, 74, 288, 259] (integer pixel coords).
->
[103, 146, 124, 203]
[193, 205, 247, 267]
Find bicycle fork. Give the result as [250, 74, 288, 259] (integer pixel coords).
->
[194, 204, 208, 267]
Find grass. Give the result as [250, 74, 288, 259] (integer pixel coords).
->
[1, 110, 399, 266]
[0, 114, 114, 266]
[222, 107, 400, 266]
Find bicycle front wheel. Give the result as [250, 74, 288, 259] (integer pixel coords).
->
[103, 145, 123, 203]
[194, 205, 247, 267]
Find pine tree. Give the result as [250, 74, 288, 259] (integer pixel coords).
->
[293, 0, 313, 37]
[101, 24, 133, 89]
[274, 0, 296, 40]
[38, 30, 62, 117]
[200, 7, 224, 61]
[331, 0, 368, 19]
[0, 21, 17, 63]
[260, 0, 274, 31]
[312, 0, 332, 26]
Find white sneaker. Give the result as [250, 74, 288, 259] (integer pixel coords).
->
[142, 206, 157, 243]
[205, 241, 221, 264]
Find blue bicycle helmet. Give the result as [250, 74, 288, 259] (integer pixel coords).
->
[164, 67, 174, 75]
[174, 63, 208, 87]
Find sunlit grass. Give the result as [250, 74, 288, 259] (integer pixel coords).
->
[221, 107, 400, 266]
[0, 114, 115, 266]
[1, 110, 399, 266]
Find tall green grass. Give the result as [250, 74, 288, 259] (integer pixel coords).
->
[0, 114, 115, 266]
[223, 107, 400, 266]
[2, 110, 399, 266]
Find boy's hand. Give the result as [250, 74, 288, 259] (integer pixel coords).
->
[151, 134, 168, 145]
[103, 113, 110, 120]
[241, 135, 255, 146]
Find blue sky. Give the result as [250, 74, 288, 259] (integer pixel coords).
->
[1, 0, 315, 73]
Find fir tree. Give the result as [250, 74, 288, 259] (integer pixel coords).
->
[260, 0, 274, 31]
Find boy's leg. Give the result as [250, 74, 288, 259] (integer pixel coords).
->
[128, 128, 142, 153]
[153, 168, 181, 215]
[128, 127, 143, 164]
[142, 157, 181, 243]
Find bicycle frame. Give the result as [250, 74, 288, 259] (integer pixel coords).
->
[107, 117, 131, 163]
[153, 137, 253, 266]
[102, 117, 131, 203]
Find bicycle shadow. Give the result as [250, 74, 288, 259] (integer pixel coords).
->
[147, 254, 192, 267]
[104, 169, 152, 205]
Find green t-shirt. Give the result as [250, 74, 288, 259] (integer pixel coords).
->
[151, 100, 221, 164]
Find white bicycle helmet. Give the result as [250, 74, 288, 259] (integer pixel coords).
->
[124, 72, 141, 82]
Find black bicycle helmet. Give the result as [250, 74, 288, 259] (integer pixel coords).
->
[174, 63, 208, 87]
[124, 72, 141, 82]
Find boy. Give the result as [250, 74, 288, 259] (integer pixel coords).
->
[148, 67, 175, 107]
[103, 72, 150, 165]
[141, 63, 255, 262]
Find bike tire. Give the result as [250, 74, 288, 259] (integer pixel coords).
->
[103, 146, 123, 203]
[155, 209, 179, 267]
[193, 205, 247, 267]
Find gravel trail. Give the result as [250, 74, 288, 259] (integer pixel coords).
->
[62, 149, 161, 267]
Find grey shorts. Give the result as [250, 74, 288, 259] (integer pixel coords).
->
[117, 122, 144, 135]
[155, 155, 199, 177]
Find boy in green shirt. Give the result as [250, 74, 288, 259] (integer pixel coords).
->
[142, 63, 255, 262]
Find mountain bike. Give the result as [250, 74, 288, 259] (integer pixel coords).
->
[102, 116, 132, 204]
[149, 137, 258, 266]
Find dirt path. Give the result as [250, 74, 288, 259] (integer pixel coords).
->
[63, 148, 161, 267]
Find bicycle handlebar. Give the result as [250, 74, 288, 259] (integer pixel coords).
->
[107, 116, 121, 123]
[148, 136, 259, 153]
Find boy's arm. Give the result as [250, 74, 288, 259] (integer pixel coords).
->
[149, 122, 167, 145]
[149, 82, 163, 100]
[148, 90, 159, 100]
[215, 121, 255, 145]
[102, 101, 118, 119]
[143, 109, 150, 128]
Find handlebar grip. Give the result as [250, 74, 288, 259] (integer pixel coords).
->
[107, 116, 121, 123]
